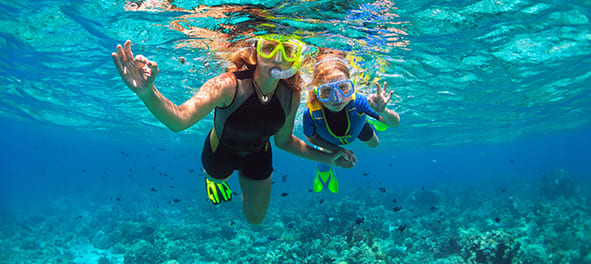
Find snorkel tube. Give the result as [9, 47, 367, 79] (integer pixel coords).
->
[270, 60, 301, 79]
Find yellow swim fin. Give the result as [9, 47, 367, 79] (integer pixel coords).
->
[313, 163, 338, 193]
[205, 178, 232, 205]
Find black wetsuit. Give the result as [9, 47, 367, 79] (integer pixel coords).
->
[201, 70, 292, 180]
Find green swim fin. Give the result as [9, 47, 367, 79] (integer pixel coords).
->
[313, 163, 338, 193]
[368, 119, 388, 132]
[205, 178, 232, 205]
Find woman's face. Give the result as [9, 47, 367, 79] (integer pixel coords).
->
[318, 70, 351, 112]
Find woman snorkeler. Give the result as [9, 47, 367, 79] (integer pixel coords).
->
[112, 36, 355, 225]
[303, 48, 400, 193]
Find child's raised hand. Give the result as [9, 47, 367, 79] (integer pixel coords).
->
[368, 82, 393, 113]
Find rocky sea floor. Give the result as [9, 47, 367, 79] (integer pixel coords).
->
[1, 169, 590, 264]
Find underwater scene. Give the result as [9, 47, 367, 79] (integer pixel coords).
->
[1, 0, 590, 263]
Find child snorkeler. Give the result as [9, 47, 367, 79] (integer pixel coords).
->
[303, 49, 400, 193]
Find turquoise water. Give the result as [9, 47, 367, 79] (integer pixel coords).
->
[1, 0, 590, 263]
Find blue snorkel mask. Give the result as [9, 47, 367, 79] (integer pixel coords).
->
[314, 79, 355, 103]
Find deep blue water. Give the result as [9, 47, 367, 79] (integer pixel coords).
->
[1, 0, 591, 263]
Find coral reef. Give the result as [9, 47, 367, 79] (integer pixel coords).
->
[1, 169, 589, 264]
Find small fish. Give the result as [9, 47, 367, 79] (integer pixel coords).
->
[397, 224, 406, 232]
[378, 187, 386, 193]
[267, 235, 278, 241]
[308, 189, 313, 193]
[355, 217, 365, 225]
[393, 206, 402, 212]
[172, 198, 181, 203]
[281, 192, 288, 197]
[169, 185, 175, 189]
[494, 216, 501, 223]
[74, 215, 82, 220]
[287, 223, 294, 228]
[430, 206, 437, 212]
[392, 198, 397, 204]
[363, 172, 370, 176]
[281, 174, 288, 182]
[189, 169, 195, 173]
[230, 220, 236, 226]
[319, 198, 325, 204]
[509, 160, 515, 163]
[150, 187, 157, 192]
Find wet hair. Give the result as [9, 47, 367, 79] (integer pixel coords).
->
[308, 48, 350, 104]
[220, 39, 303, 91]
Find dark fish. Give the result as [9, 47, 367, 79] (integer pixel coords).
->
[230, 220, 236, 226]
[169, 185, 175, 189]
[189, 169, 195, 173]
[319, 198, 325, 204]
[172, 198, 181, 203]
[281, 174, 288, 182]
[397, 224, 406, 232]
[422, 185, 425, 191]
[363, 172, 370, 176]
[150, 187, 157, 192]
[281, 192, 288, 197]
[232, 191, 239, 196]
[287, 223, 294, 228]
[388, 162, 392, 167]
[392, 198, 397, 204]
[509, 160, 515, 163]
[308, 189, 313, 193]
[430, 206, 437, 212]
[129, 168, 133, 172]
[355, 217, 365, 225]
[378, 187, 386, 193]
[267, 235, 278, 241]
[82, 169, 86, 173]
[393, 206, 402, 212]
[272, 181, 276, 184]
[494, 216, 501, 223]
[75, 215, 82, 220]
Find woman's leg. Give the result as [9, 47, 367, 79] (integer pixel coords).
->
[238, 172, 272, 225]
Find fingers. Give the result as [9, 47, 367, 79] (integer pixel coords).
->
[375, 82, 382, 95]
[112, 53, 124, 74]
[386, 90, 394, 102]
[124, 40, 134, 62]
[116, 44, 126, 63]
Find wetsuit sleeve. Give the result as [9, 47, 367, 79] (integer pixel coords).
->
[357, 122, 375, 141]
[355, 94, 381, 120]
[303, 107, 316, 137]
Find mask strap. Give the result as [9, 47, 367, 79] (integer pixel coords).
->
[315, 57, 349, 66]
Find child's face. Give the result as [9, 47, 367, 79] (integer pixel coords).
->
[318, 71, 352, 112]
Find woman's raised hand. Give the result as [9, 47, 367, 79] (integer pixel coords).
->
[112, 40, 159, 98]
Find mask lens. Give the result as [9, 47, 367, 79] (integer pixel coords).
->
[258, 40, 280, 58]
[317, 85, 333, 100]
[337, 81, 353, 95]
[281, 42, 300, 61]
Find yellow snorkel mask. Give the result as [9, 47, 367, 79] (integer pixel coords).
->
[256, 34, 314, 79]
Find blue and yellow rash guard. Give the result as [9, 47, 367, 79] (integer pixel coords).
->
[303, 93, 381, 145]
